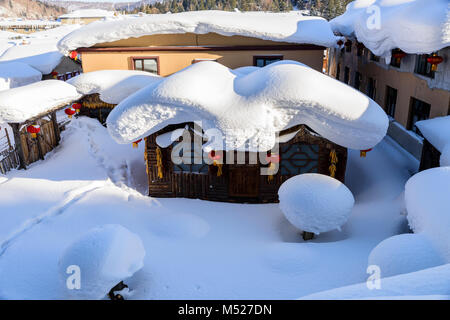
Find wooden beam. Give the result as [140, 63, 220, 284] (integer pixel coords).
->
[9, 123, 27, 170]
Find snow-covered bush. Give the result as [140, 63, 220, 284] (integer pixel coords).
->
[369, 234, 445, 278]
[278, 173, 355, 235]
[405, 167, 450, 262]
[58, 224, 145, 300]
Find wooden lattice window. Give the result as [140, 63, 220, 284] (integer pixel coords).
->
[172, 141, 208, 174]
[280, 144, 319, 175]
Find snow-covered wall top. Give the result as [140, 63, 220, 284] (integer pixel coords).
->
[0, 80, 81, 123]
[59, 9, 116, 19]
[416, 116, 450, 153]
[68, 70, 161, 105]
[330, 0, 450, 60]
[0, 20, 61, 27]
[106, 61, 388, 151]
[57, 10, 340, 53]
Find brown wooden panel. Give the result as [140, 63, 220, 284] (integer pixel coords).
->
[228, 166, 259, 197]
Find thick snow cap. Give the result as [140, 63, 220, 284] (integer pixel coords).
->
[57, 10, 339, 53]
[58, 224, 145, 300]
[330, 0, 450, 60]
[0, 80, 81, 123]
[68, 70, 161, 105]
[0, 62, 42, 91]
[107, 61, 388, 151]
[416, 116, 450, 153]
[278, 173, 355, 234]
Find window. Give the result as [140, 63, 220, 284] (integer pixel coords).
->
[390, 50, 402, 68]
[354, 72, 362, 90]
[253, 56, 283, 67]
[385, 86, 397, 118]
[280, 144, 319, 175]
[344, 67, 350, 84]
[356, 43, 364, 57]
[409, 98, 431, 133]
[370, 53, 380, 62]
[367, 78, 376, 100]
[133, 58, 158, 74]
[345, 41, 352, 53]
[336, 63, 341, 80]
[415, 54, 435, 78]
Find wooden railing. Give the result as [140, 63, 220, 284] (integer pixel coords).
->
[0, 127, 19, 175]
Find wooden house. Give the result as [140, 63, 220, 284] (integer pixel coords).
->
[144, 123, 347, 203]
[78, 93, 116, 125]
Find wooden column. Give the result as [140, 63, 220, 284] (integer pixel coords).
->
[9, 123, 27, 170]
[50, 111, 61, 144]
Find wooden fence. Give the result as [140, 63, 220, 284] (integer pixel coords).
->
[0, 127, 19, 175]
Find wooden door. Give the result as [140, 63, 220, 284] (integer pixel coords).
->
[228, 166, 259, 197]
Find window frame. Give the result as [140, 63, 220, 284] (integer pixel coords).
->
[415, 54, 435, 79]
[385, 86, 398, 118]
[408, 97, 431, 133]
[253, 55, 284, 67]
[131, 56, 160, 75]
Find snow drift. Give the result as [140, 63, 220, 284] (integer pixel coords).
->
[0, 80, 81, 123]
[68, 70, 161, 105]
[278, 173, 355, 235]
[58, 224, 145, 300]
[330, 0, 450, 60]
[0, 61, 42, 91]
[107, 61, 388, 151]
[57, 10, 339, 53]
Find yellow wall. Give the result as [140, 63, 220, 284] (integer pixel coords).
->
[60, 17, 105, 25]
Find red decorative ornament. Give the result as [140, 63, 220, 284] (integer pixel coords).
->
[360, 148, 373, 157]
[132, 139, 142, 149]
[337, 39, 344, 46]
[51, 71, 58, 79]
[65, 107, 76, 118]
[392, 52, 407, 60]
[208, 150, 221, 161]
[72, 103, 82, 113]
[266, 151, 280, 164]
[427, 54, 444, 71]
[70, 51, 79, 61]
[26, 124, 41, 138]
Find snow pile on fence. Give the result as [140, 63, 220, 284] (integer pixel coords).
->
[278, 174, 355, 235]
[57, 10, 339, 53]
[0, 80, 81, 123]
[405, 167, 450, 262]
[58, 224, 145, 300]
[416, 116, 450, 167]
[68, 70, 161, 105]
[0, 62, 42, 91]
[107, 60, 388, 151]
[60, 9, 116, 19]
[330, 0, 450, 60]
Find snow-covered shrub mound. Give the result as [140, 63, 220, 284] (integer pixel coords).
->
[278, 173, 355, 235]
[107, 60, 388, 151]
[330, 0, 450, 60]
[441, 145, 450, 167]
[369, 233, 445, 278]
[68, 70, 161, 105]
[405, 167, 450, 261]
[58, 224, 145, 300]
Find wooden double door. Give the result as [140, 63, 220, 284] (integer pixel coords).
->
[228, 166, 259, 198]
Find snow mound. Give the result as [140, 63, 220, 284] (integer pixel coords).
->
[416, 116, 450, 153]
[278, 173, 355, 235]
[0, 62, 42, 91]
[57, 10, 339, 53]
[441, 145, 450, 167]
[107, 61, 388, 151]
[330, 0, 450, 60]
[68, 70, 161, 105]
[58, 224, 145, 300]
[405, 167, 450, 261]
[368, 233, 445, 278]
[0, 80, 81, 123]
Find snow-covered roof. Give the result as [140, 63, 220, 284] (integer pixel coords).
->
[107, 60, 388, 151]
[68, 70, 161, 105]
[416, 116, 450, 153]
[0, 80, 81, 123]
[0, 62, 42, 91]
[330, 0, 450, 60]
[59, 9, 116, 19]
[57, 10, 340, 53]
[0, 40, 63, 74]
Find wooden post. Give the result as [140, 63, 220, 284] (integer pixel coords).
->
[10, 123, 27, 169]
[36, 133, 44, 161]
[4, 127, 12, 150]
[50, 111, 61, 144]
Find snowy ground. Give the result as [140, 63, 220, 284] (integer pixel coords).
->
[0, 116, 424, 299]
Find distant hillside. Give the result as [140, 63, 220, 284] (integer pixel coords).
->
[0, 0, 66, 19]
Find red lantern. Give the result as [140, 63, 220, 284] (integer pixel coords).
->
[72, 103, 82, 113]
[392, 51, 407, 60]
[132, 139, 142, 149]
[360, 148, 373, 157]
[70, 51, 78, 60]
[208, 150, 221, 161]
[337, 39, 344, 46]
[65, 107, 76, 118]
[26, 124, 40, 138]
[427, 54, 444, 71]
[51, 71, 58, 79]
[266, 151, 280, 164]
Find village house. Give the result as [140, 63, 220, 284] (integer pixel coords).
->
[59, 9, 116, 25]
[57, 11, 341, 76]
[327, 1, 449, 160]
[0, 20, 60, 34]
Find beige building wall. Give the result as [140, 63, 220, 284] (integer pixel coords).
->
[60, 17, 105, 25]
[78, 32, 325, 76]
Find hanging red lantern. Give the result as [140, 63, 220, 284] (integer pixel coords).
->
[72, 103, 82, 113]
[132, 139, 142, 149]
[266, 151, 280, 164]
[392, 51, 407, 60]
[208, 150, 222, 161]
[337, 39, 344, 46]
[65, 107, 76, 118]
[51, 71, 58, 79]
[70, 51, 78, 61]
[26, 124, 41, 138]
[427, 54, 444, 71]
[360, 148, 373, 157]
